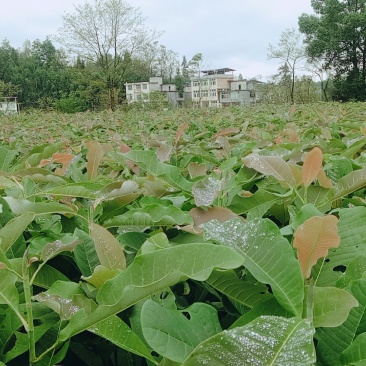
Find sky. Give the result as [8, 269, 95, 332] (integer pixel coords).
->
[0, 0, 314, 80]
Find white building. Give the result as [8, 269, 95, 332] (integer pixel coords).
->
[0, 97, 19, 114]
[190, 68, 262, 108]
[125, 77, 182, 106]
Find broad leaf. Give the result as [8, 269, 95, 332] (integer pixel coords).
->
[0, 212, 35, 254]
[204, 218, 304, 316]
[104, 204, 193, 228]
[0, 270, 20, 319]
[0, 146, 17, 172]
[312, 286, 358, 328]
[313, 207, 366, 287]
[294, 215, 340, 279]
[229, 189, 281, 217]
[206, 269, 272, 309]
[3, 197, 75, 216]
[119, 150, 194, 192]
[86, 141, 104, 180]
[58, 243, 244, 340]
[302, 147, 323, 187]
[332, 168, 366, 200]
[341, 332, 366, 365]
[316, 279, 366, 365]
[192, 176, 221, 207]
[141, 300, 221, 362]
[181, 316, 315, 366]
[34, 282, 156, 363]
[73, 228, 100, 277]
[242, 153, 295, 187]
[89, 223, 126, 270]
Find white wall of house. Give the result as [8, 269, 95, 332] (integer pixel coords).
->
[0, 98, 18, 114]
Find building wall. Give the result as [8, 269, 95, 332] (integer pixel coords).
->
[0, 98, 18, 114]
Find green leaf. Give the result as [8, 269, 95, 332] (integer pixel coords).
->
[0, 270, 21, 323]
[104, 204, 193, 228]
[58, 243, 244, 340]
[89, 315, 158, 364]
[312, 286, 359, 328]
[12, 142, 64, 171]
[3, 197, 75, 216]
[0, 212, 35, 254]
[292, 203, 323, 231]
[119, 150, 194, 192]
[0, 146, 17, 172]
[73, 228, 100, 277]
[242, 153, 295, 187]
[229, 189, 281, 217]
[332, 168, 366, 200]
[0, 176, 18, 189]
[40, 237, 81, 262]
[141, 300, 221, 362]
[341, 332, 366, 365]
[230, 298, 291, 328]
[204, 218, 304, 316]
[313, 207, 366, 287]
[31, 264, 69, 289]
[205, 269, 272, 309]
[336, 255, 366, 288]
[316, 279, 366, 365]
[89, 223, 126, 270]
[181, 316, 315, 366]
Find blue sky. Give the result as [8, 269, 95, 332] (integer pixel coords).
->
[0, 0, 314, 79]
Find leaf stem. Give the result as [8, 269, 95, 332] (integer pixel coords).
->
[23, 251, 36, 365]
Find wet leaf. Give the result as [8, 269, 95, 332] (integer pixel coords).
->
[181, 316, 315, 366]
[192, 176, 221, 207]
[204, 218, 304, 316]
[242, 153, 295, 187]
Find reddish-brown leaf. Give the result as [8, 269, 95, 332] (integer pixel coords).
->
[175, 122, 189, 146]
[317, 168, 333, 189]
[85, 141, 104, 180]
[294, 215, 340, 279]
[302, 147, 323, 187]
[52, 153, 75, 176]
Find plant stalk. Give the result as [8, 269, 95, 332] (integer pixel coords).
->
[23, 253, 36, 365]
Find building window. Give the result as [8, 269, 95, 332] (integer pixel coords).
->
[221, 92, 229, 100]
[193, 81, 199, 87]
[250, 90, 256, 98]
[210, 90, 217, 97]
[202, 90, 208, 97]
[210, 79, 216, 86]
[135, 84, 141, 90]
[142, 84, 147, 90]
[127, 94, 133, 100]
[128, 85, 132, 90]
[193, 90, 200, 98]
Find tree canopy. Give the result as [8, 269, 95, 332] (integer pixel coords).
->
[299, 0, 366, 101]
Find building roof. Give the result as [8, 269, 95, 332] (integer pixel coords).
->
[201, 68, 235, 75]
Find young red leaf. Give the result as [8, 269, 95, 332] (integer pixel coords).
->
[85, 141, 104, 180]
[302, 147, 323, 187]
[294, 215, 340, 279]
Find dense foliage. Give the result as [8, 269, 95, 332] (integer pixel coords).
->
[299, 0, 366, 101]
[1, 104, 366, 365]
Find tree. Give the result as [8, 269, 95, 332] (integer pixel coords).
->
[55, 0, 161, 110]
[268, 28, 306, 104]
[299, 0, 366, 101]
